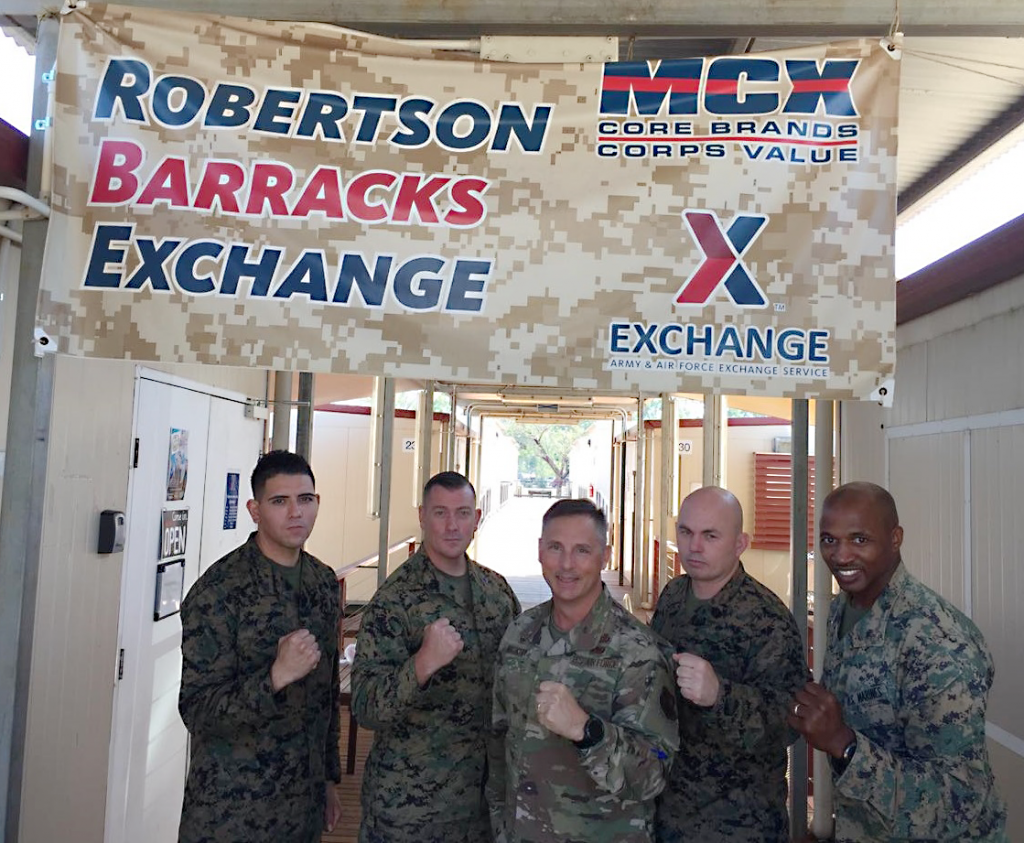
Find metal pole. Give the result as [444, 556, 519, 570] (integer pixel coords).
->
[464, 407, 473, 478]
[0, 15, 58, 840]
[660, 393, 676, 599]
[271, 371, 293, 451]
[702, 393, 724, 486]
[618, 432, 627, 586]
[789, 399, 810, 839]
[447, 387, 458, 471]
[811, 400, 836, 838]
[294, 372, 314, 460]
[632, 398, 646, 606]
[416, 380, 434, 499]
[376, 378, 396, 587]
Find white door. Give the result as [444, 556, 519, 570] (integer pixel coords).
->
[105, 369, 263, 843]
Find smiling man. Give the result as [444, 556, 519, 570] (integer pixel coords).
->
[178, 450, 342, 843]
[651, 485, 808, 843]
[489, 499, 678, 843]
[352, 472, 519, 843]
[789, 482, 1007, 842]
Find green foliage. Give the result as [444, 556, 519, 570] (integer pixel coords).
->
[500, 421, 592, 487]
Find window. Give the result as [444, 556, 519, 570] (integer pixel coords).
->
[752, 453, 832, 551]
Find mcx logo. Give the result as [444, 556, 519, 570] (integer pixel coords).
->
[676, 211, 769, 308]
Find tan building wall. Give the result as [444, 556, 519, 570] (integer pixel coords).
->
[842, 272, 1024, 840]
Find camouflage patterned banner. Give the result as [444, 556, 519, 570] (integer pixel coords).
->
[39, 4, 899, 399]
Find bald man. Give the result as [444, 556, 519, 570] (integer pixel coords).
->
[789, 482, 1006, 842]
[651, 486, 809, 843]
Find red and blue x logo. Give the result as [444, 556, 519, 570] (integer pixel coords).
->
[676, 210, 769, 307]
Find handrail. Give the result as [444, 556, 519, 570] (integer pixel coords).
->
[0, 187, 52, 246]
[0, 186, 51, 220]
[334, 534, 416, 579]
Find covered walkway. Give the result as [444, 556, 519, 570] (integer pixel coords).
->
[474, 494, 632, 610]
[324, 493, 635, 842]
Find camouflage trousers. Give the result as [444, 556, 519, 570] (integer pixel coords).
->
[359, 813, 492, 843]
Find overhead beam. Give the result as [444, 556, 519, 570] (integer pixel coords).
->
[4, 0, 1024, 36]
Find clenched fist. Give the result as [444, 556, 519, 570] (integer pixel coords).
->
[270, 628, 321, 692]
[673, 652, 720, 707]
[535, 681, 588, 740]
[414, 617, 464, 686]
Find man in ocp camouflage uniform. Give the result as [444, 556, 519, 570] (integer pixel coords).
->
[178, 451, 341, 843]
[489, 499, 678, 843]
[652, 486, 809, 843]
[352, 471, 520, 843]
[790, 482, 1007, 842]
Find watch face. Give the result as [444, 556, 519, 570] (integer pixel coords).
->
[843, 740, 857, 761]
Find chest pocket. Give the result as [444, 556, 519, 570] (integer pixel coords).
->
[555, 656, 618, 717]
[833, 659, 898, 735]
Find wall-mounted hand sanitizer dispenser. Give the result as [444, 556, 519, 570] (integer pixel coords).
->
[98, 510, 126, 554]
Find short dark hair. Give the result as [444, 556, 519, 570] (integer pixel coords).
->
[251, 450, 315, 499]
[542, 498, 607, 545]
[422, 471, 476, 503]
[823, 481, 900, 532]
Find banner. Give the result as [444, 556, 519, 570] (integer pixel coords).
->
[38, 4, 900, 399]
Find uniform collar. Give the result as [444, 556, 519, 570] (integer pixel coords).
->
[244, 531, 310, 590]
[680, 561, 748, 605]
[541, 585, 616, 654]
[830, 562, 909, 647]
[410, 546, 481, 588]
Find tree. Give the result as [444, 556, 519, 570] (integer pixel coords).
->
[501, 421, 592, 489]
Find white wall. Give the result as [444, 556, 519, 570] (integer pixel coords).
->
[304, 409, 441, 603]
[842, 271, 1024, 841]
[568, 420, 613, 505]
[17, 358, 267, 843]
[477, 418, 518, 519]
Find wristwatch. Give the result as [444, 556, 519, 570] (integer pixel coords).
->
[573, 715, 605, 750]
[831, 736, 857, 775]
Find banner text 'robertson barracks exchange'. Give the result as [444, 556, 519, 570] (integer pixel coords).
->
[37, 4, 900, 399]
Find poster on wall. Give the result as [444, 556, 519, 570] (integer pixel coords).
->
[223, 472, 239, 530]
[159, 507, 189, 559]
[165, 428, 189, 501]
[37, 4, 901, 400]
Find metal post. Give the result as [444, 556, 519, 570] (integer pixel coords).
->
[464, 407, 473, 478]
[789, 399, 810, 839]
[702, 393, 725, 487]
[660, 393, 676, 600]
[415, 380, 434, 499]
[640, 424, 655, 607]
[618, 432, 627, 586]
[446, 387, 458, 471]
[294, 372, 314, 460]
[271, 371, 292, 451]
[0, 15, 57, 840]
[811, 399, 836, 838]
[376, 378, 396, 587]
[632, 398, 646, 606]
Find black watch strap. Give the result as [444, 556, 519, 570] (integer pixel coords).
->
[830, 736, 857, 775]
[573, 715, 605, 750]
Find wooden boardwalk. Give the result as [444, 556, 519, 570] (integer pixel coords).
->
[321, 709, 373, 843]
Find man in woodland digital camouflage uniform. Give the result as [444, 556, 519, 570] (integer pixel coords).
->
[352, 471, 520, 843]
[178, 451, 341, 843]
[489, 499, 678, 843]
[790, 482, 1006, 842]
[652, 486, 809, 843]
